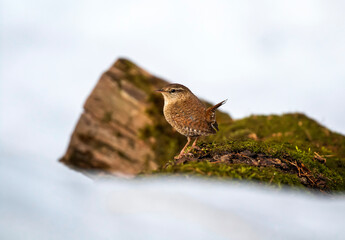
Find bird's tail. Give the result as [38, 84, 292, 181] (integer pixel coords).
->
[205, 99, 228, 129]
[208, 99, 227, 112]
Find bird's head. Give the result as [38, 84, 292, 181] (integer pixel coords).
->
[156, 83, 193, 104]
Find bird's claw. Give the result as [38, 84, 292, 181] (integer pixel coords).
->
[174, 152, 193, 160]
[190, 145, 201, 151]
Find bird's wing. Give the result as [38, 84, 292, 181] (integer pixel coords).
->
[171, 99, 214, 135]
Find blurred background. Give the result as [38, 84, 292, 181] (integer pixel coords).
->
[1, 0, 345, 239]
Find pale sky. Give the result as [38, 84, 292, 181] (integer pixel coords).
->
[1, 0, 345, 160]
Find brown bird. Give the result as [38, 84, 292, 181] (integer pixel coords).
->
[157, 83, 227, 159]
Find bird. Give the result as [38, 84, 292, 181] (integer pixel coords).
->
[156, 83, 227, 159]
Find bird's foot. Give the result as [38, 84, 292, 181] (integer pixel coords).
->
[185, 145, 200, 154]
[174, 152, 193, 160]
[190, 145, 201, 151]
[174, 153, 185, 160]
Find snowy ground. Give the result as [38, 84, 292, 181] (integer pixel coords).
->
[1, 149, 345, 240]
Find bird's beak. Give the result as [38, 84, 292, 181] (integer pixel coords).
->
[156, 89, 164, 92]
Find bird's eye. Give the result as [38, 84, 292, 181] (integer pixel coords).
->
[170, 89, 176, 93]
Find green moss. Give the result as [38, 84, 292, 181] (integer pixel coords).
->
[209, 113, 345, 190]
[210, 140, 341, 190]
[216, 113, 345, 157]
[145, 138, 343, 191]
[158, 161, 303, 189]
[126, 74, 152, 95]
[114, 58, 153, 95]
[115, 58, 137, 71]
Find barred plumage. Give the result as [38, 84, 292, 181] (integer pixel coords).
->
[157, 83, 227, 159]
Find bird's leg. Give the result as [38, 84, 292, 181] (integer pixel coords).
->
[187, 137, 200, 152]
[192, 137, 199, 148]
[175, 137, 191, 159]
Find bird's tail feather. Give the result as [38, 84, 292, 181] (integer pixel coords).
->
[207, 99, 228, 113]
[205, 99, 228, 124]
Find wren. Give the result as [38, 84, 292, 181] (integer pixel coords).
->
[157, 83, 227, 159]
